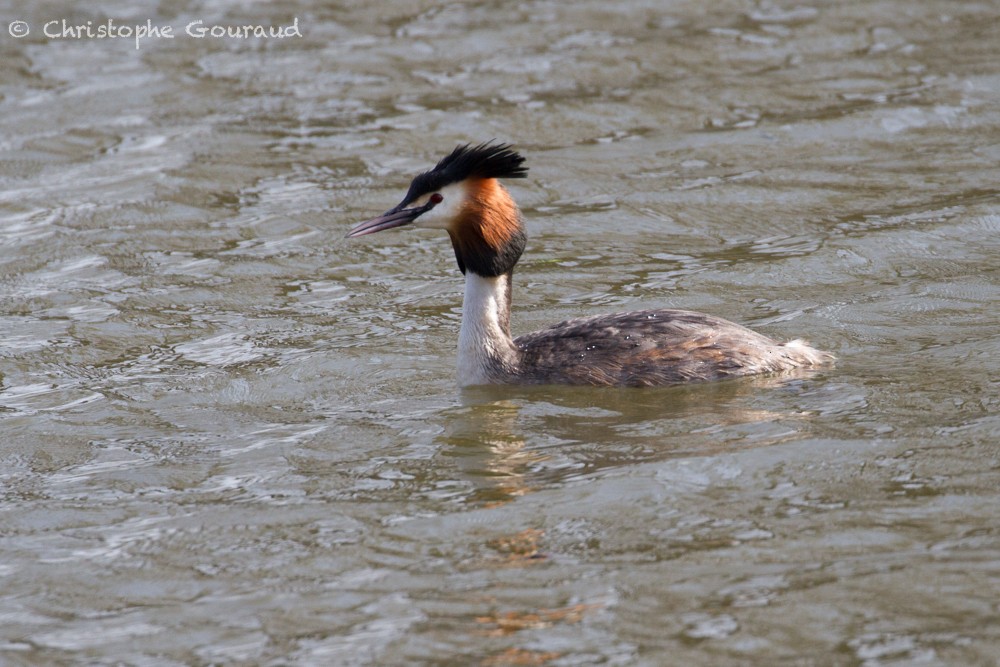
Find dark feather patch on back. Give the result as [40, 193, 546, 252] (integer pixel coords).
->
[511, 309, 830, 386]
[403, 142, 527, 204]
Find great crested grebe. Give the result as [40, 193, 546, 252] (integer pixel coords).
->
[347, 142, 833, 387]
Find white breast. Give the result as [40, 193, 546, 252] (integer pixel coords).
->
[456, 272, 516, 386]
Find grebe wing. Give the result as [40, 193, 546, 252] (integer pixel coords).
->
[513, 309, 825, 386]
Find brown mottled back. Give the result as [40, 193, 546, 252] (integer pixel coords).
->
[513, 309, 830, 387]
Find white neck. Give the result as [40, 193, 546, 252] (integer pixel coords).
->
[456, 272, 518, 386]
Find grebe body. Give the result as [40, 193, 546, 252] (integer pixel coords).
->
[348, 143, 833, 387]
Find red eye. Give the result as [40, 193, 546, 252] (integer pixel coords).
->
[430, 193, 443, 204]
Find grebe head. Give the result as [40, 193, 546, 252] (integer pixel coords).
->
[347, 142, 529, 277]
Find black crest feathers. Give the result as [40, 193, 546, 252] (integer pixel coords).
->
[403, 142, 527, 204]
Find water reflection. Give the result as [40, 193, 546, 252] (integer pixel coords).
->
[437, 369, 835, 506]
[438, 398, 542, 506]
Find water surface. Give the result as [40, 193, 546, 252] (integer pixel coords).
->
[1, 1, 999, 664]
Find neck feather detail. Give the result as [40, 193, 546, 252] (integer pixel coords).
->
[457, 271, 520, 386]
[447, 178, 526, 277]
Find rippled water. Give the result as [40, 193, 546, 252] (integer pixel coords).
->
[2, 1, 999, 664]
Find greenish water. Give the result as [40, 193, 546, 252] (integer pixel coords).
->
[1, 1, 998, 664]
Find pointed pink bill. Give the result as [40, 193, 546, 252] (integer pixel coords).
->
[346, 199, 438, 238]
